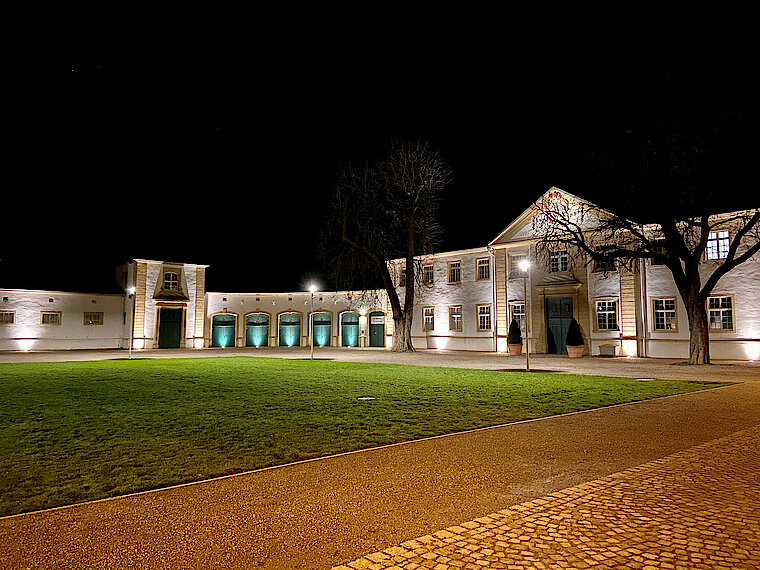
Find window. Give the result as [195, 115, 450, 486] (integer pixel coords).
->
[83, 312, 104, 326]
[448, 306, 462, 331]
[708, 295, 734, 331]
[0, 311, 14, 325]
[477, 304, 492, 331]
[650, 239, 667, 266]
[510, 302, 525, 332]
[423, 307, 435, 331]
[510, 254, 527, 275]
[163, 272, 179, 290]
[41, 311, 61, 325]
[550, 250, 568, 272]
[399, 267, 407, 287]
[476, 258, 490, 280]
[423, 265, 434, 285]
[595, 300, 618, 331]
[707, 231, 730, 260]
[653, 298, 677, 331]
[594, 246, 615, 272]
[448, 261, 461, 283]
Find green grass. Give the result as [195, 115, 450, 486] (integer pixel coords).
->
[0, 356, 724, 516]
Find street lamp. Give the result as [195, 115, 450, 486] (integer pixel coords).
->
[308, 283, 318, 360]
[127, 286, 136, 360]
[518, 259, 531, 372]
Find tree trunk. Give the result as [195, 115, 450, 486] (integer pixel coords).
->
[685, 299, 710, 364]
[391, 311, 415, 352]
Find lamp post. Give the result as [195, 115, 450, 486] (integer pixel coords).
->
[127, 286, 135, 360]
[309, 283, 318, 360]
[518, 259, 531, 372]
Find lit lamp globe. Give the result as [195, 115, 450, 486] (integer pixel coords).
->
[518, 259, 530, 273]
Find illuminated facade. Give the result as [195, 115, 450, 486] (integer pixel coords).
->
[1, 189, 758, 359]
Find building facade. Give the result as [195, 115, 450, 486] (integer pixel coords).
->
[2, 189, 758, 360]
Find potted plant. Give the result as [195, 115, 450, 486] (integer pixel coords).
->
[565, 318, 585, 357]
[507, 318, 523, 355]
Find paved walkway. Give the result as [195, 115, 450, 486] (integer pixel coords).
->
[1, 349, 759, 568]
[335, 425, 760, 570]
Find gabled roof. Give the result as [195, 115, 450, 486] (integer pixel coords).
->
[488, 187, 611, 246]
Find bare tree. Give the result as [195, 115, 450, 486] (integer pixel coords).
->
[322, 140, 452, 351]
[533, 192, 759, 364]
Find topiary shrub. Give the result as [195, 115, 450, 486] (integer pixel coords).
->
[565, 317, 584, 347]
[507, 318, 522, 344]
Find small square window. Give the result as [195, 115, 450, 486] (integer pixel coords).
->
[550, 250, 568, 273]
[423, 307, 435, 331]
[707, 231, 730, 260]
[41, 311, 61, 325]
[0, 311, 15, 324]
[83, 312, 104, 326]
[423, 265, 434, 285]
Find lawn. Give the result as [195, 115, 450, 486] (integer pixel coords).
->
[0, 356, 724, 516]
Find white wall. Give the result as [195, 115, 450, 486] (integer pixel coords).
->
[0, 290, 126, 351]
[393, 249, 495, 351]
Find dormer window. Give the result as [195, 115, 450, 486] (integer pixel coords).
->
[163, 272, 179, 290]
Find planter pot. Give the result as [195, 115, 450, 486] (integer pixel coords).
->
[566, 345, 584, 358]
[507, 343, 523, 355]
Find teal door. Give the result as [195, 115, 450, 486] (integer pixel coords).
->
[279, 313, 301, 347]
[341, 312, 359, 347]
[369, 311, 385, 347]
[245, 313, 269, 347]
[546, 297, 573, 355]
[212, 314, 237, 347]
[158, 308, 183, 348]
[312, 313, 332, 347]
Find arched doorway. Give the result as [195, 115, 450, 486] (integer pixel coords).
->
[245, 313, 270, 347]
[278, 312, 302, 347]
[211, 314, 237, 348]
[341, 311, 359, 347]
[312, 312, 332, 347]
[369, 311, 385, 347]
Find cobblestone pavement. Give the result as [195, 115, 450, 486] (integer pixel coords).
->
[334, 425, 760, 570]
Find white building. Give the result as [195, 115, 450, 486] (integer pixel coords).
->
[2, 189, 758, 360]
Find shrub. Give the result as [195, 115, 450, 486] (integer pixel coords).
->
[565, 318, 584, 346]
[507, 318, 522, 344]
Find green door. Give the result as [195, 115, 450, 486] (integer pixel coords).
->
[312, 313, 332, 347]
[279, 313, 301, 347]
[369, 311, 385, 347]
[546, 297, 573, 355]
[341, 312, 359, 347]
[158, 308, 183, 349]
[212, 314, 237, 347]
[246, 313, 269, 347]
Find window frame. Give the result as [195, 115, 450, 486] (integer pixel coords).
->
[423, 264, 434, 285]
[509, 301, 526, 332]
[447, 260, 461, 284]
[83, 311, 105, 326]
[40, 311, 62, 326]
[651, 297, 678, 333]
[649, 238, 667, 266]
[399, 266, 407, 288]
[476, 304, 492, 332]
[550, 250, 568, 273]
[448, 305, 463, 332]
[706, 230, 730, 261]
[422, 306, 435, 332]
[0, 310, 15, 325]
[707, 294, 736, 333]
[593, 246, 616, 272]
[593, 298, 619, 332]
[163, 271, 180, 291]
[476, 257, 491, 281]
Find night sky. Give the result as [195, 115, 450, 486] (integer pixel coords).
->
[2, 46, 754, 295]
